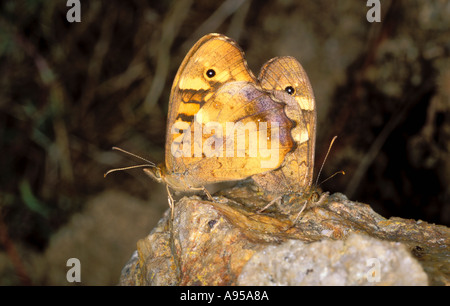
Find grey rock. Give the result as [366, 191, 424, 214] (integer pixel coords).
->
[238, 233, 428, 286]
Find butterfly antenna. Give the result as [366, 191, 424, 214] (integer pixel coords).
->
[318, 170, 345, 186]
[111, 147, 156, 164]
[315, 136, 337, 186]
[104, 147, 157, 178]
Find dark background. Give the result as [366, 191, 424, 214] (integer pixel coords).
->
[0, 0, 448, 285]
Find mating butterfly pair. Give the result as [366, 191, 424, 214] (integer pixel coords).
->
[108, 33, 316, 213]
[145, 33, 315, 199]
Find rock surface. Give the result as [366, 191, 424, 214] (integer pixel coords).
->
[238, 234, 428, 285]
[119, 185, 449, 286]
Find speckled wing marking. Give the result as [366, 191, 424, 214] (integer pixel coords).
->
[165, 33, 257, 174]
[172, 81, 294, 187]
[252, 56, 316, 194]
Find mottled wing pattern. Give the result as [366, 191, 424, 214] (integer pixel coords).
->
[178, 81, 294, 186]
[252, 56, 316, 193]
[166, 34, 257, 174]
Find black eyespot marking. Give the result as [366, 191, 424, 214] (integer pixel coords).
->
[285, 86, 295, 95]
[206, 69, 216, 78]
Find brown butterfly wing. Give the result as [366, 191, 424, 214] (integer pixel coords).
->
[166, 34, 257, 175]
[252, 56, 316, 193]
[173, 81, 294, 187]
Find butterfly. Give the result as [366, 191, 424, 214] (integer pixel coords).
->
[107, 33, 317, 217]
[143, 34, 298, 195]
[252, 56, 316, 195]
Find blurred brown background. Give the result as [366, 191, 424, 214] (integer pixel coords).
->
[0, 0, 448, 285]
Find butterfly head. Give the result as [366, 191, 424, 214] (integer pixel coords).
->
[143, 164, 164, 183]
[105, 147, 161, 182]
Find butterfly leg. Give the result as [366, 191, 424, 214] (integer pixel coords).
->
[257, 196, 282, 213]
[292, 200, 308, 224]
[201, 186, 213, 201]
[166, 184, 175, 219]
[292, 192, 329, 224]
[188, 186, 213, 201]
